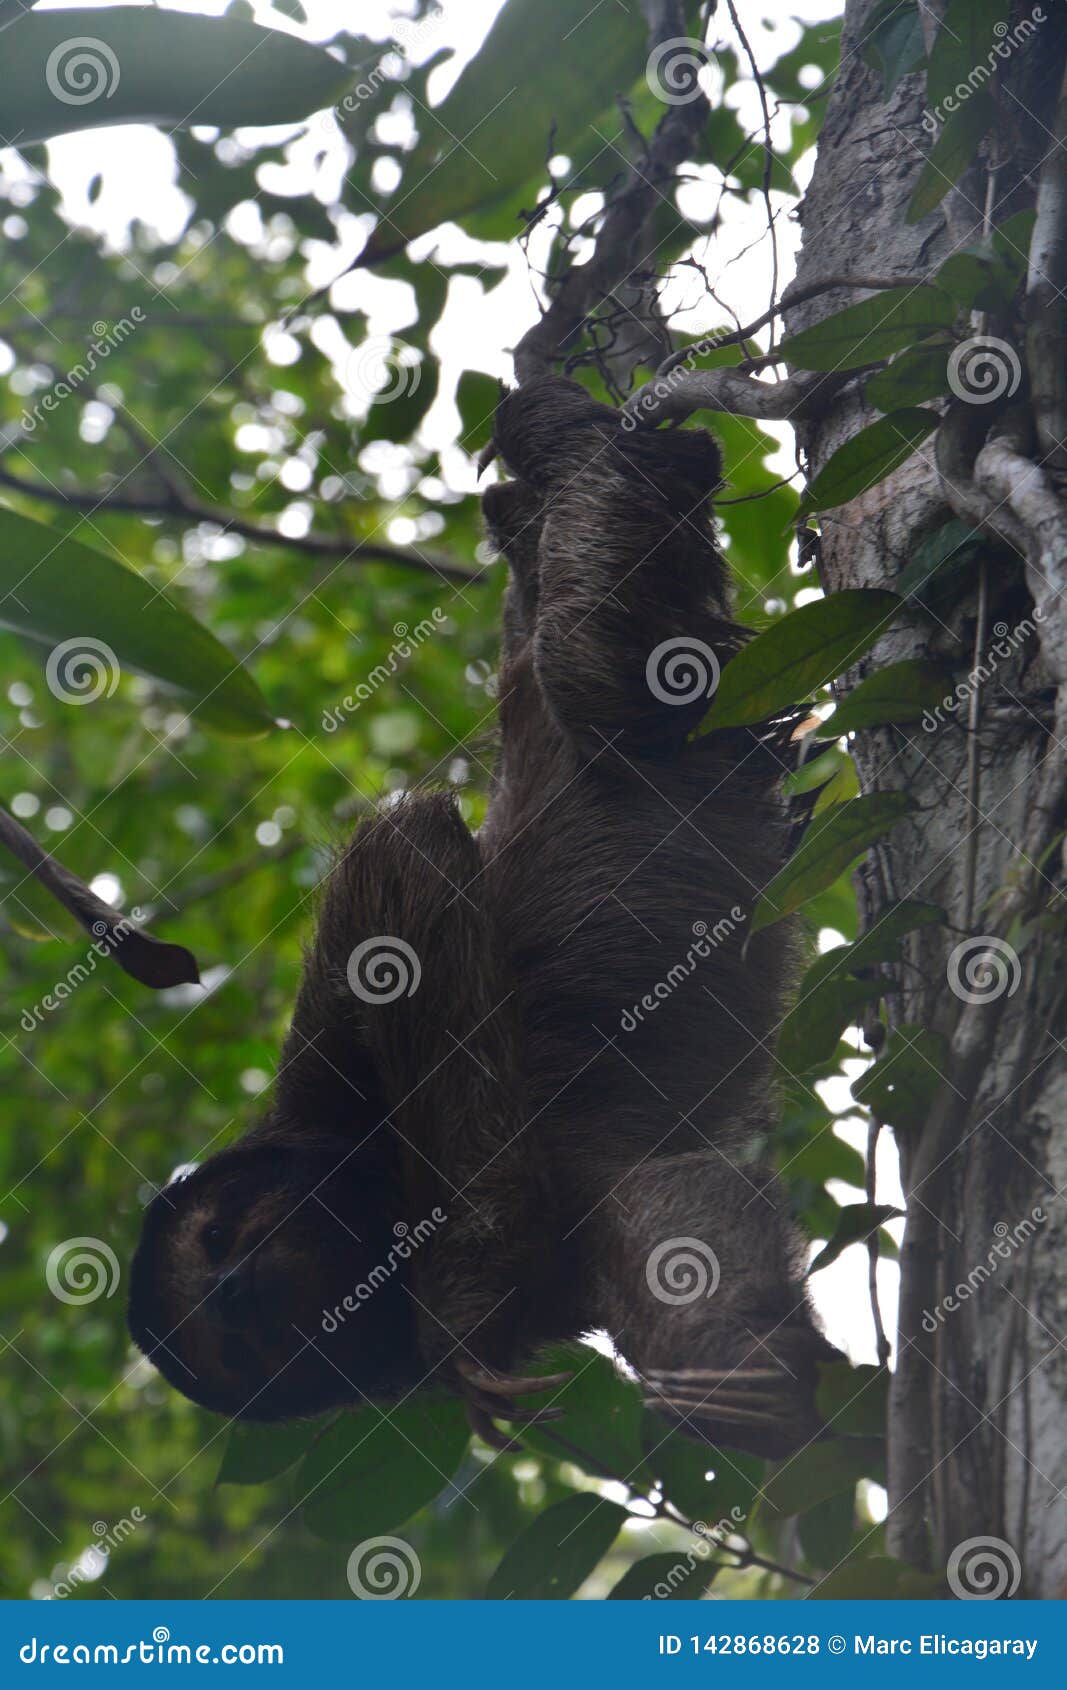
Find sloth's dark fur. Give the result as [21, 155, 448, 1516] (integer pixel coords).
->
[128, 377, 839, 1456]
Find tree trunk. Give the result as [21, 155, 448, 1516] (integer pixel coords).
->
[788, 0, 1067, 1597]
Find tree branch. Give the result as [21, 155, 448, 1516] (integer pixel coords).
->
[512, 1, 709, 382]
[0, 806, 199, 989]
[0, 464, 479, 584]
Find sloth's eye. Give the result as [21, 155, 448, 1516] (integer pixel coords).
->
[202, 1223, 229, 1262]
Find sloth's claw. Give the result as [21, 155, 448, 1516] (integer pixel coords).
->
[456, 1358, 574, 1398]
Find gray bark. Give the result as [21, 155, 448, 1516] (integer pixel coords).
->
[786, 0, 1067, 1597]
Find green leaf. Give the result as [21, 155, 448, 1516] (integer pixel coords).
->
[486, 1494, 626, 1599]
[801, 410, 938, 512]
[751, 793, 916, 934]
[217, 1421, 316, 1486]
[809, 1554, 945, 1598]
[812, 758, 861, 813]
[785, 744, 851, 797]
[779, 287, 955, 371]
[704, 591, 902, 731]
[925, 0, 1007, 113]
[934, 247, 1022, 312]
[862, 2, 925, 95]
[808, 1203, 903, 1274]
[521, 1344, 646, 1481]
[866, 342, 952, 411]
[815, 660, 952, 736]
[992, 209, 1037, 271]
[361, 0, 649, 264]
[816, 1362, 890, 1439]
[761, 1437, 885, 1518]
[0, 506, 271, 735]
[300, 1395, 469, 1541]
[777, 975, 886, 1073]
[0, 8, 351, 144]
[826, 898, 947, 971]
[608, 1550, 717, 1600]
[851, 1024, 948, 1130]
[908, 92, 995, 223]
[642, 1417, 762, 1526]
[456, 371, 502, 452]
[896, 516, 984, 602]
[798, 1488, 856, 1569]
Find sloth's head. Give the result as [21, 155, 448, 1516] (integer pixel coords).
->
[127, 1145, 419, 1420]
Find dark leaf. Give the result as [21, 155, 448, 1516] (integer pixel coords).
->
[761, 1437, 885, 1518]
[779, 287, 954, 371]
[301, 1395, 469, 1541]
[815, 659, 953, 736]
[816, 1362, 890, 1439]
[1, 8, 351, 144]
[486, 1493, 626, 1599]
[808, 1203, 904, 1275]
[801, 410, 938, 512]
[908, 92, 994, 223]
[608, 1550, 717, 1600]
[704, 590, 903, 731]
[217, 1421, 317, 1486]
[751, 793, 916, 933]
[851, 1024, 949, 1130]
[865, 342, 952, 411]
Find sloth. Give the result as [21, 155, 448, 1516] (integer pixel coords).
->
[128, 376, 839, 1458]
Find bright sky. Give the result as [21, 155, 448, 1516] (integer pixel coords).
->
[15, 1, 901, 1438]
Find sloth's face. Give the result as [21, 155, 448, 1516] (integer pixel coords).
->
[127, 1146, 419, 1419]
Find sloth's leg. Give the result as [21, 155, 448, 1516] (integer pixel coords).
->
[589, 1154, 842, 1459]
